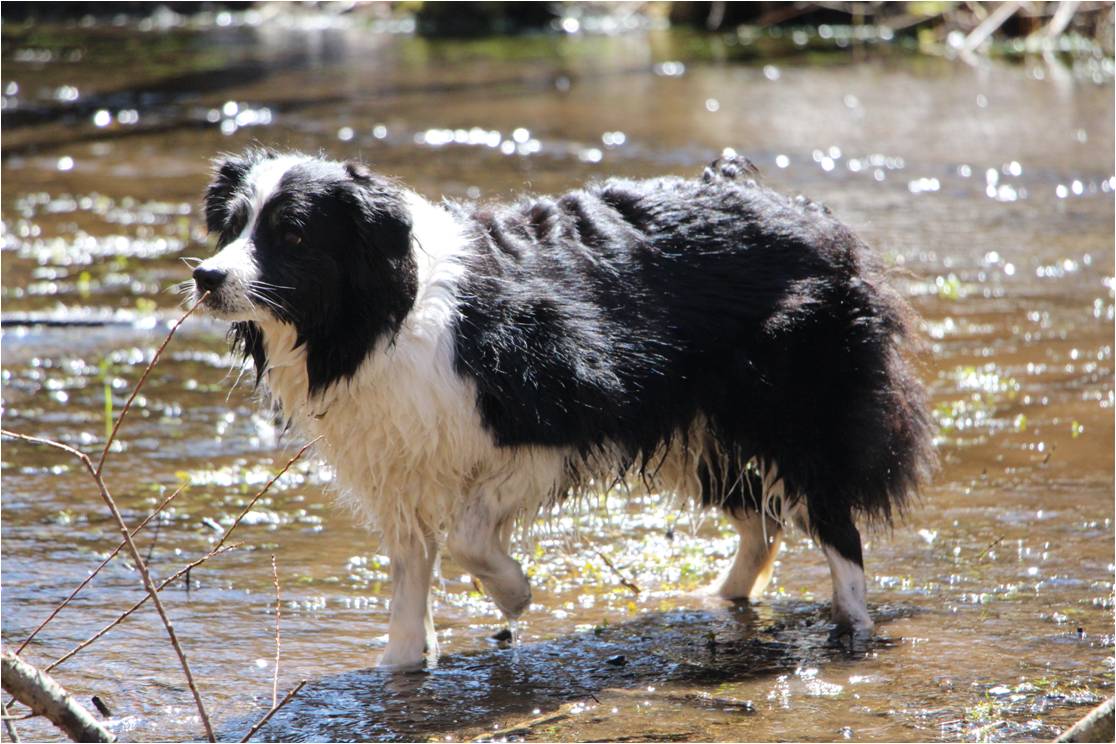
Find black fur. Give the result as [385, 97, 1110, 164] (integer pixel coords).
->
[204, 151, 935, 567]
[451, 158, 935, 562]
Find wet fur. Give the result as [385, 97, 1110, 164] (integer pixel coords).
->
[195, 148, 936, 667]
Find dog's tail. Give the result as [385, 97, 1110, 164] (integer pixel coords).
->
[773, 250, 938, 531]
[706, 230, 936, 543]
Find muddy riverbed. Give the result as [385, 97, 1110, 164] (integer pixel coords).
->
[1, 12, 1113, 743]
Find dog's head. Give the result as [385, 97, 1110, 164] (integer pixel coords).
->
[194, 149, 418, 393]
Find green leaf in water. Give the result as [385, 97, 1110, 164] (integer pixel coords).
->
[99, 357, 113, 441]
[77, 270, 93, 298]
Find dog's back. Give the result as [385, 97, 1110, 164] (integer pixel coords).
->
[454, 160, 935, 528]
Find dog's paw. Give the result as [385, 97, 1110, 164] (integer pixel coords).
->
[493, 583, 532, 621]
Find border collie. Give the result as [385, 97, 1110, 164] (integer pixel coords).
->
[193, 148, 935, 669]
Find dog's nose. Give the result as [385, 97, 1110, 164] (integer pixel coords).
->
[193, 266, 228, 293]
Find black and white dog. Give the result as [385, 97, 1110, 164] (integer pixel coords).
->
[193, 148, 935, 669]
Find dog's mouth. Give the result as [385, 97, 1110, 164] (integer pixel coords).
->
[191, 281, 257, 321]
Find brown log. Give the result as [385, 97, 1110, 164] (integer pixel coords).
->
[1, 651, 113, 743]
[1056, 697, 1115, 743]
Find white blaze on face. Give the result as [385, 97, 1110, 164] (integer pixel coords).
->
[195, 154, 309, 318]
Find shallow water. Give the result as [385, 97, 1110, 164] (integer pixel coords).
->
[1, 15, 1113, 744]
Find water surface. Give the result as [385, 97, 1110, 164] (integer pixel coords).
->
[2, 16, 1113, 743]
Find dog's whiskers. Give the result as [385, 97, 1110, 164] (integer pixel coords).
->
[248, 286, 287, 317]
[251, 280, 295, 291]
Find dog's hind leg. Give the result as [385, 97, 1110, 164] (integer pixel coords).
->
[447, 488, 532, 621]
[708, 509, 783, 600]
[379, 528, 439, 670]
[796, 506, 874, 636]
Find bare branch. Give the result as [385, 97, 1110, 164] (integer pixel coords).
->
[961, 0, 1024, 59]
[45, 438, 319, 673]
[73, 458, 216, 742]
[0, 698, 21, 743]
[45, 545, 241, 674]
[4, 300, 319, 744]
[16, 484, 186, 654]
[94, 294, 207, 476]
[0, 430, 87, 461]
[0, 426, 215, 738]
[1, 651, 113, 743]
[270, 555, 281, 709]
[239, 680, 306, 743]
[213, 437, 323, 555]
[592, 549, 641, 595]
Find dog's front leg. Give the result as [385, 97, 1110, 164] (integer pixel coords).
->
[448, 492, 532, 621]
[379, 529, 439, 670]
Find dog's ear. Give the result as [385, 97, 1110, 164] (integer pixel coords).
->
[205, 155, 248, 234]
[204, 148, 276, 235]
[342, 160, 413, 259]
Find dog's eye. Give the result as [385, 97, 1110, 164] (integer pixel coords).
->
[283, 231, 303, 248]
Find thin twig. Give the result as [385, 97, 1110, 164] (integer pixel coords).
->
[961, 0, 1023, 58]
[0, 427, 219, 739]
[1037, 0, 1080, 40]
[0, 430, 86, 461]
[94, 294, 207, 477]
[270, 555, 281, 709]
[45, 545, 241, 674]
[471, 708, 569, 741]
[239, 680, 306, 743]
[213, 437, 322, 555]
[77, 456, 215, 741]
[592, 549, 641, 595]
[43, 437, 317, 674]
[0, 699, 21, 743]
[144, 512, 163, 564]
[15, 484, 186, 654]
[976, 535, 1006, 561]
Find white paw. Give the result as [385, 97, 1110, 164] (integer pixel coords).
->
[831, 608, 874, 637]
[492, 582, 532, 620]
[378, 635, 436, 671]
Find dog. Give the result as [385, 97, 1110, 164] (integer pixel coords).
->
[192, 148, 935, 670]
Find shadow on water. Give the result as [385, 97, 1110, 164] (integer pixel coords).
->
[225, 605, 915, 742]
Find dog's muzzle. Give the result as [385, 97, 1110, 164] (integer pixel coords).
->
[193, 266, 228, 293]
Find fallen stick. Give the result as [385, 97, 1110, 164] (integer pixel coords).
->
[961, 0, 1023, 58]
[0, 698, 21, 742]
[270, 555, 282, 709]
[1055, 697, 1115, 743]
[239, 680, 307, 743]
[592, 548, 641, 595]
[471, 708, 569, 741]
[1, 651, 113, 743]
